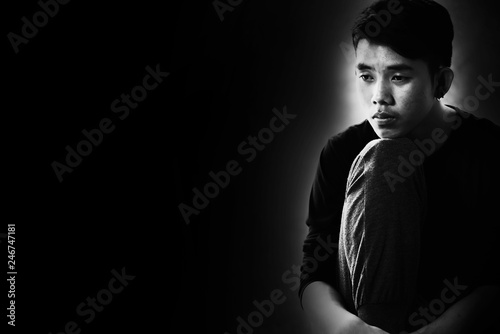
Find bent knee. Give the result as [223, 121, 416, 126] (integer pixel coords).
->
[360, 138, 416, 162]
[348, 138, 421, 183]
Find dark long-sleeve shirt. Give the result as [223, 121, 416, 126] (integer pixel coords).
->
[299, 107, 500, 311]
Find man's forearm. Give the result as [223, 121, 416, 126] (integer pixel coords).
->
[302, 281, 358, 333]
[302, 281, 390, 334]
[413, 285, 500, 334]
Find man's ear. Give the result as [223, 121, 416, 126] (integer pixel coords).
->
[434, 67, 454, 99]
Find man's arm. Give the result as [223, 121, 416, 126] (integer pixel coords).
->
[300, 130, 384, 333]
[302, 281, 389, 334]
[411, 285, 500, 334]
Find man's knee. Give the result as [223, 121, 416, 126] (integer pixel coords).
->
[347, 138, 424, 193]
[360, 138, 417, 163]
[353, 138, 419, 176]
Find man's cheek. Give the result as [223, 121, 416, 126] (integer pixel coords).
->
[360, 86, 373, 105]
[394, 88, 410, 105]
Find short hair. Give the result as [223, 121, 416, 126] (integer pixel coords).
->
[352, 0, 454, 75]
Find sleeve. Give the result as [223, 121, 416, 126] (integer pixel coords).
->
[298, 136, 351, 306]
[454, 122, 500, 292]
[468, 146, 500, 289]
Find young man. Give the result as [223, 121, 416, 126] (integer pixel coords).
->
[299, 0, 500, 333]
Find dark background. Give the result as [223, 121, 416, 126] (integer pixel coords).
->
[4, 0, 500, 333]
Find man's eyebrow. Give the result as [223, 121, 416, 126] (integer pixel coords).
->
[386, 64, 414, 71]
[356, 63, 373, 71]
[356, 63, 415, 71]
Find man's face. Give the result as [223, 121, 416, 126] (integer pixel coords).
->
[355, 39, 436, 138]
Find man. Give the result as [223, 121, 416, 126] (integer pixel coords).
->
[299, 0, 500, 333]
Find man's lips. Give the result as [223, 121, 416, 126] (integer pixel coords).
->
[372, 111, 397, 127]
[372, 111, 397, 119]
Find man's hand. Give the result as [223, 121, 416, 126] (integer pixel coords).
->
[335, 317, 390, 334]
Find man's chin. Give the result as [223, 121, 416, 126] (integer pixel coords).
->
[368, 118, 409, 138]
[372, 126, 405, 139]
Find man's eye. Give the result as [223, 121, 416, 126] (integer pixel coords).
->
[359, 74, 373, 82]
[392, 75, 407, 82]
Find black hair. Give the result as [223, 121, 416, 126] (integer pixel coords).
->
[352, 0, 454, 77]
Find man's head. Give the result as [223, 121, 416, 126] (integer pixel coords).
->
[352, 0, 455, 138]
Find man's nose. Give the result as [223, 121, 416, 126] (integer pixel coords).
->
[372, 81, 393, 105]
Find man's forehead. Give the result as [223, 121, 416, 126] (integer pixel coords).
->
[355, 40, 419, 70]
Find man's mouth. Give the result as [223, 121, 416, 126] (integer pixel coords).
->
[372, 111, 397, 126]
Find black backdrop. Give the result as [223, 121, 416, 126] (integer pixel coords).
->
[4, 0, 500, 333]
